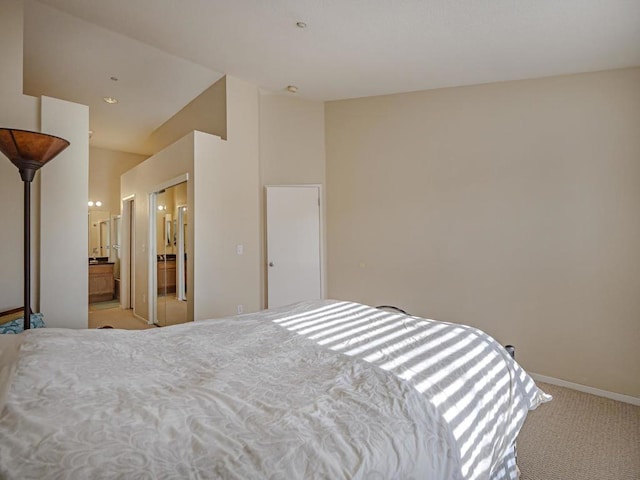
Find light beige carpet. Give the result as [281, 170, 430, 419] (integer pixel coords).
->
[89, 300, 121, 311]
[88, 307, 155, 330]
[87, 297, 187, 329]
[517, 382, 640, 480]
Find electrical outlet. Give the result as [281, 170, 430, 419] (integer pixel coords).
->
[237, 304, 243, 314]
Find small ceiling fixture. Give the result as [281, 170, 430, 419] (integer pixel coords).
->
[296, 21, 307, 29]
[286, 85, 298, 94]
[103, 96, 118, 104]
[110, 76, 119, 82]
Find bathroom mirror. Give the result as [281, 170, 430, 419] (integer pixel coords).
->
[88, 210, 111, 259]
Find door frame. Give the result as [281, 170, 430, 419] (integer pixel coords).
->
[176, 204, 187, 301]
[120, 195, 135, 310]
[265, 184, 325, 308]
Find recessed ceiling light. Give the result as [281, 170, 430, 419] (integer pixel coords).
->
[103, 96, 118, 104]
[296, 21, 307, 28]
[286, 85, 298, 94]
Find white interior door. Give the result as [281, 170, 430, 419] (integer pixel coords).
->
[267, 185, 322, 308]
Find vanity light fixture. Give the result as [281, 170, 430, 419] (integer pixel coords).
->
[95, 201, 102, 207]
[103, 96, 119, 104]
[88, 201, 94, 207]
[88, 200, 102, 207]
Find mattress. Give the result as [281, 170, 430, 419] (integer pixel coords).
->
[0, 300, 550, 479]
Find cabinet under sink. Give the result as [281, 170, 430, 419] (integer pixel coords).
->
[89, 263, 114, 303]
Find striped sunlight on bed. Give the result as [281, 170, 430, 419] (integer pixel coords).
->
[273, 301, 548, 480]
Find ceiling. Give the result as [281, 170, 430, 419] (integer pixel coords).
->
[23, 0, 640, 155]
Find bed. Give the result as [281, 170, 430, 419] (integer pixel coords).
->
[0, 299, 550, 479]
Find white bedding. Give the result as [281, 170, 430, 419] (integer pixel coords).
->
[0, 300, 549, 479]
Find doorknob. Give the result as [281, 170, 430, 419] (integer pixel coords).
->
[269, 262, 274, 267]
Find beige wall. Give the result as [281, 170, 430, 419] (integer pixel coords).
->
[259, 93, 327, 307]
[259, 94, 326, 185]
[1, 1, 88, 327]
[194, 77, 261, 318]
[135, 81, 327, 317]
[146, 76, 227, 154]
[0, 0, 26, 94]
[89, 147, 147, 215]
[121, 133, 196, 323]
[0, 0, 40, 312]
[122, 76, 262, 322]
[40, 96, 89, 329]
[325, 68, 640, 398]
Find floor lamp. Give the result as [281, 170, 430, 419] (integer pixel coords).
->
[0, 128, 70, 331]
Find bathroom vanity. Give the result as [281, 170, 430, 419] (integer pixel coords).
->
[88, 261, 115, 303]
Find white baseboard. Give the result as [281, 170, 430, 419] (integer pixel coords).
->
[531, 373, 640, 407]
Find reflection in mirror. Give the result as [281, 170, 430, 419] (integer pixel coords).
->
[99, 220, 110, 257]
[112, 215, 122, 300]
[166, 217, 172, 248]
[176, 205, 187, 301]
[156, 190, 167, 326]
[88, 210, 110, 259]
[153, 181, 188, 327]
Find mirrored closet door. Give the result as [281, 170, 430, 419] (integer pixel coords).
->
[152, 181, 188, 326]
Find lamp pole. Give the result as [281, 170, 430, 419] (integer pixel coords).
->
[23, 175, 31, 331]
[21, 167, 36, 331]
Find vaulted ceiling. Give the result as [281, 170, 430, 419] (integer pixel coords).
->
[23, 0, 640, 154]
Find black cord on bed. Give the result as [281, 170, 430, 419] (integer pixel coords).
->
[376, 305, 409, 315]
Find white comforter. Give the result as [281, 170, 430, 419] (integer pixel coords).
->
[0, 300, 549, 479]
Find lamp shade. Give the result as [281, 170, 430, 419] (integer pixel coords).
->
[0, 128, 70, 178]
